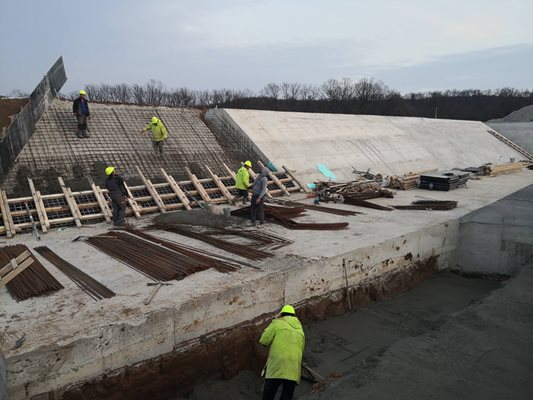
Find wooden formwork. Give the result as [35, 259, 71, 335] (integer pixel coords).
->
[0, 166, 304, 237]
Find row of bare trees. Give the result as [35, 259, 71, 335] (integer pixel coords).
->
[62, 78, 533, 121]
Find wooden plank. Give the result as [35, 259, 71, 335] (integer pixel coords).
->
[0, 257, 34, 288]
[258, 161, 290, 196]
[185, 167, 211, 203]
[0, 191, 16, 238]
[223, 162, 237, 181]
[123, 182, 142, 218]
[160, 168, 192, 210]
[58, 177, 82, 227]
[282, 165, 310, 193]
[205, 165, 234, 204]
[135, 166, 166, 213]
[0, 250, 31, 277]
[27, 178, 49, 232]
[90, 182, 112, 223]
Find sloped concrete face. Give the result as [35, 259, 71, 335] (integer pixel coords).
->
[212, 109, 525, 184]
[3, 100, 234, 195]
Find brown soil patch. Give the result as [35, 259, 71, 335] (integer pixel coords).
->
[0, 98, 29, 137]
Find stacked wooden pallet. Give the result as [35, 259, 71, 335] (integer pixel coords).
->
[389, 173, 419, 190]
[482, 162, 524, 176]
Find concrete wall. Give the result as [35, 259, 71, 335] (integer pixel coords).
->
[209, 108, 525, 183]
[7, 220, 457, 399]
[0, 57, 66, 184]
[487, 122, 533, 154]
[1, 349, 7, 400]
[456, 184, 533, 275]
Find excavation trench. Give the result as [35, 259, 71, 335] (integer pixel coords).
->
[58, 256, 438, 400]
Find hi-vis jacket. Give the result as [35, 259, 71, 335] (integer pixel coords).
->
[143, 121, 168, 141]
[259, 316, 305, 383]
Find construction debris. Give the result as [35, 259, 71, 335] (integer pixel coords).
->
[392, 200, 458, 211]
[34, 246, 115, 300]
[201, 227, 293, 251]
[267, 198, 362, 216]
[343, 198, 394, 211]
[0, 245, 63, 301]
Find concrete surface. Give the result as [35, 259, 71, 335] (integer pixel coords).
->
[487, 104, 533, 123]
[3, 99, 234, 196]
[178, 271, 502, 400]
[1, 171, 532, 398]
[304, 258, 533, 400]
[487, 122, 533, 154]
[207, 108, 525, 184]
[457, 184, 533, 275]
[0, 351, 6, 400]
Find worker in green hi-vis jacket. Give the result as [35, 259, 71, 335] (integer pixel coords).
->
[259, 305, 305, 400]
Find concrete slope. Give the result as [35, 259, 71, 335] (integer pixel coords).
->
[217, 109, 525, 183]
[487, 122, 533, 154]
[487, 104, 533, 123]
[3, 100, 233, 195]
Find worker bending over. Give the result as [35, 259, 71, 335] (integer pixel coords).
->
[105, 166, 129, 226]
[259, 305, 305, 400]
[235, 160, 253, 204]
[141, 116, 168, 155]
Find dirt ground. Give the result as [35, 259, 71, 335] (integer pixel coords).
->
[168, 271, 501, 400]
[0, 98, 28, 136]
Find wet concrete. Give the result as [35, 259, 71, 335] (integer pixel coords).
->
[166, 270, 502, 400]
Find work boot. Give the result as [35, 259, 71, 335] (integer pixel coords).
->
[76, 130, 83, 138]
[82, 130, 90, 138]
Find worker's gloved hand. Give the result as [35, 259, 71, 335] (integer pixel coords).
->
[256, 197, 261, 205]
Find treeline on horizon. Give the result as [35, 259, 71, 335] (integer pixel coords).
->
[63, 78, 533, 122]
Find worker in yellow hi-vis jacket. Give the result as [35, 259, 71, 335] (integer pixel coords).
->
[259, 304, 305, 400]
[141, 116, 168, 156]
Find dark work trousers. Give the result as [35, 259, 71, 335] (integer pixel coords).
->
[237, 189, 249, 204]
[152, 140, 164, 155]
[76, 114, 89, 137]
[262, 379, 296, 400]
[109, 193, 127, 225]
[250, 194, 265, 224]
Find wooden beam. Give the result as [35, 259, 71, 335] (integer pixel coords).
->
[185, 167, 211, 203]
[205, 165, 234, 204]
[135, 166, 166, 213]
[0, 255, 34, 288]
[90, 182, 112, 223]
[58, 177, 82, 227]
[160, 168, 191, 210]
[282, 165, 310, 193]
[27, 178, 49, 232]
[0, 191, 15, 238]
[223, 162, 237, 180]
[0, 250, 31, 277]
[123, 183, 142, 219]
[258, 161, 290, 196]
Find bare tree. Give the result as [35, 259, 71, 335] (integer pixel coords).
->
[261, 83, 280, 99]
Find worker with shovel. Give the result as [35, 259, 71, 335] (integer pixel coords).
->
[105, 166, 129, 226]
[259, 304, 305, 400]
[141, 116, 168, 156]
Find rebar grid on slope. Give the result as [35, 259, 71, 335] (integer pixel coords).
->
[0, 245, 63, 301]
[34, 246, 115, 300]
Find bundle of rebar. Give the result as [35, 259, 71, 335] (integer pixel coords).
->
[204, 227, 294, 250]
[392, 200, 458, 211]
[268, 199, 361, 216]
[151, 224, 272, 260]
[231, 205, 349, 230]
[86, 231, 212, 281]
[0, 245, 63, 301]
[34, 246, 115, 300]
[342, 198, 394, 211]
[123, 227, 247, 272]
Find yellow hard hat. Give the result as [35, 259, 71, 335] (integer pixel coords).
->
[280, 304, 295, 315]
[244, 160, 252, 167]
[105, 166, 115, 176]
[79, 90, 86, 95]
[152, 116, 158, 124]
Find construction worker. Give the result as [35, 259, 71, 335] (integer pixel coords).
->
[250, 167, 269, 225]
[141, 116, 168, 155]
[72, 90, 90, 138]
[235, 160, 253, 204]
[259, 304, 305, 400]
[105, 166, 129, 226]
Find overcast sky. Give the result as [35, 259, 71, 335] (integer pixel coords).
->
[1, 0, 532, 95]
